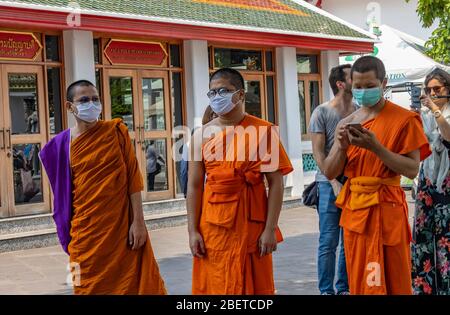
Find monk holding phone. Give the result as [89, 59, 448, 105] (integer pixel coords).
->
[322, 56, 431, 295]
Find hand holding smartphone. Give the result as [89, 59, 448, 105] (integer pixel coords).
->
[345, 123, 364, 136]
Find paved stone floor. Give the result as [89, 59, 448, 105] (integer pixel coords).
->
[0, 191, 416, 295]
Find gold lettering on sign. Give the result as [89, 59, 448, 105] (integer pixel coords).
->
[0, 31, 42, 60]
[109, 48, 163, 56]
[0, 38, 35, 56]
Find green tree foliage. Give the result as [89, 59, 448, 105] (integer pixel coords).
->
[406, 0, 450, 64]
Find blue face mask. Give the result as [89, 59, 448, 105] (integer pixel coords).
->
[209, 91, 240, 116]
[352, 87, 383, 107]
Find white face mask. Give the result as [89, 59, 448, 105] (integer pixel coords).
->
[74, 101, 102, 123]
[209, 90, 240, 116]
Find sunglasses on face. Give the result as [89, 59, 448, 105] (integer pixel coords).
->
[424, 86, 445, 95]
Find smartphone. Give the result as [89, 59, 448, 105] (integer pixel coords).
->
[346, 123, 364, 137]
[346, 123, 363, 131]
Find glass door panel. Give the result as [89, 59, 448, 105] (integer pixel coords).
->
[109, 76, 135, 130]
[103, 69, 175, 201]
[298, 80, 307, 136]
[309, 81, 320, 114]
[143, 139, 168, 192]
[138, 71, 173, 200]
[142, 78, 166, 131]
[1, 64, 50, 217]
[0, 73, 7, 217]
[242, 74, 266, 120]
[298, 77, 322, 141]
[103, 69, 139, 142]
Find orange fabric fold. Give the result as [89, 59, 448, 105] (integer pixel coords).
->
[192, 115, 293, 295]
[336, 176, 401, 234]
[336, 176, 405, 294]
[337, 101, 431, 295]
[69, 119, 166, 295]
[205, 168, 283, 244]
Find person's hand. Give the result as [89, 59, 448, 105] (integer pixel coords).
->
[128, 220, 148, 250]
[420, 95, 440, 112]
[347, 127, 381, 152]
[189, 230, 206, 258]
[329, 179, 343, 198]
[259, 228, 277, 257]
[336, 124, 351, 151]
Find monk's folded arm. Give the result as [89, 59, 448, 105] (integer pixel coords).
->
[373, 145, 420, 179]
[264, 171, 284, 231]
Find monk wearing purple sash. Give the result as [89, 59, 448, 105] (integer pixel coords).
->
[40, 80, 166, 295]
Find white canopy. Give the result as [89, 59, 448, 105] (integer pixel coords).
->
[340, 24, 450, 86]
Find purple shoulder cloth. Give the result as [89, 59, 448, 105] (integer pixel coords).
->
[39, 129, 72, 255]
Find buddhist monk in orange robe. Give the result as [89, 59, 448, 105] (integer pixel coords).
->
[187, 68, 293, 295]
[323, 56, 431, 295]
[63, 80, 165, 294]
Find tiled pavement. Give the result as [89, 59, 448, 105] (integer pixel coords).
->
[0, 192, 416, 295]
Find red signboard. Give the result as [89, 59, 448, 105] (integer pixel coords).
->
[0, 31, 42, 61]
[104, 40, 168, 66]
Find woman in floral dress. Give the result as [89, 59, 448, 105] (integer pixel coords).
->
[412, 69, 450, 295]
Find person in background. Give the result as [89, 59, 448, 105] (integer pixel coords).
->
[411, 68, 450, 295]
[309, 64, 356, 295]
[146, 140, 165, 191]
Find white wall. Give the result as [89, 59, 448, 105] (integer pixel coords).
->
[276, 47, 304, 197]
[63, 30, 96, 127]
[321, 0, 438, 41]
[183, 40, 210, 129]
[320, 50, 340, 103]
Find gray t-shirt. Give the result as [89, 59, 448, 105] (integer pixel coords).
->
[308, 102, 358, 182]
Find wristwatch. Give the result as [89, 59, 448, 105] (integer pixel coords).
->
[433, 110, 442, 118]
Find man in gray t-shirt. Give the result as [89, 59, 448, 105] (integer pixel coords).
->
[309, 102, 358, 182]
[307, 64, 357, 295]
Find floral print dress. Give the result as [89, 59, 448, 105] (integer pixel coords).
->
[412, 140, 450, 295]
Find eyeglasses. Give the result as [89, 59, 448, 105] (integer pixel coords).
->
[424, 86, 445, 95]
[207, 88, 239, 99]
[74, 96, 100, 104]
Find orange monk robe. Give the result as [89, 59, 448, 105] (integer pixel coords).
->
[192, 114, 293, 295]
[335, 101, 431, 295]
[69, 119, 166, 295]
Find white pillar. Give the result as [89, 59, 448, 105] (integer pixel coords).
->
[183, 40, 210, 129]
[320, 50, 340, 102]
[63, 30, 96, 127]
[276, 47, 304, 197]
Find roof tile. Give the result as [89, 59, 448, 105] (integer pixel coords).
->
[0, 0, 372, 40]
